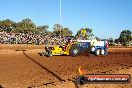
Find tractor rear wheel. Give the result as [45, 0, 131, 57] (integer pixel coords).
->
[70, 45, 79, 57]
[45, 46, 52, 57]
[95, 49, 100, 56]
[47, 52, 52, 57]
[100, 49, 105, 55]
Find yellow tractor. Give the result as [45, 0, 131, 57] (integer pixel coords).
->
[42, 36, 91, 57]
[44, 42, 77, 56]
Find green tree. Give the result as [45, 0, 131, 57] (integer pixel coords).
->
[108, 38, 114, 46]
[95, 37, 101, 41]
[14, 18, 36, 33]
[119, 30, 131, 46]
[0, 19, 15, 32]
[62, 27, 73, 36]
[37, 25, 49, 35]
[53, 24, 73, 36]
[53, 24, 72, 36]
[0, 20, 2, 31]
[75, 28, 94, 39]
[53, 24, 63, 36]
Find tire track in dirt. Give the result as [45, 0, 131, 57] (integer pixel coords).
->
[23, 50, 132, 88]
[95, 52, 132, 73]
[22, 50, 79, 88]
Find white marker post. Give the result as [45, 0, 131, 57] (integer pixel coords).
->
[60, 0, 61, 25]
[60, 0, 62, 39]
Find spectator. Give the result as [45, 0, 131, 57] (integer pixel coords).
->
[0, 32, 65, 45]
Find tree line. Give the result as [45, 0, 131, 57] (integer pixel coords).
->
[108, 30, 132, 46]
[0, 18, 94, 39]
[0, 18, 131, 46]
[0, 18, 73, 36]
[96, 30, 132, 46]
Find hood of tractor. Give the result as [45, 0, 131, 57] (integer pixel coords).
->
[45, 46, 66, 55]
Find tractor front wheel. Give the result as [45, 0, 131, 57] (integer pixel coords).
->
[70, 45, 79, 57]
[47, 52, 52, 57]
[45, 46, 52, 57]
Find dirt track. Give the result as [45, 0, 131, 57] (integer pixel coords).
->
[0, 45, 132, 88]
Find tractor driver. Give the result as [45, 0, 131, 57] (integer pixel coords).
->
[61, 37, 72, 51]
